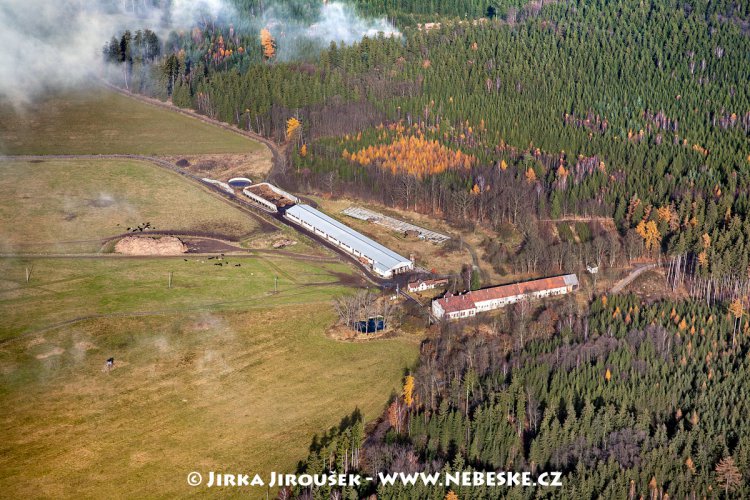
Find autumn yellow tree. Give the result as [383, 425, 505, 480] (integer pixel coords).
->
[635, 220, 661, 255]
[403, 375, 415, 407]
[657, 204, 673, 222]
[445, 491, 459, 500]
[260, 28, 276, 60]
[728, 298, 744, 347]
[286, 117, 301, 143]
[698, 250, 709, 268]
[299, 143, 307, 158]
[525, 167, 537, 184]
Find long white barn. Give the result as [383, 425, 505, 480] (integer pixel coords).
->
[285, 204, 413, 278]
[433, 274, 579, 320]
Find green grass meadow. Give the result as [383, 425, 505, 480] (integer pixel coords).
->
[0, 89, 263, 155]
[0, 256, 418, 497]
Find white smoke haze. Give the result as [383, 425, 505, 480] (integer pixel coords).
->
[306, 3, 399, 41]
[0, 0, 229, 107]
[0, 0, 399, 107]
[263, 2, 399, 60]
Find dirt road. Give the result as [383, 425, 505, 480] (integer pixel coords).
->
[611, 263, 658, 294]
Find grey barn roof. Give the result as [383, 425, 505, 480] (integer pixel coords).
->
[562, 274, 579, 287]
[286, 204, 412, 276]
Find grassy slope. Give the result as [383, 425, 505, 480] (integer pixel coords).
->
[0, 308, 417, 498]
[0, 256, 350, 341]
[0, 257, 419, 497]
[0, 89, 263, 155]
[0, 159, 262, 253]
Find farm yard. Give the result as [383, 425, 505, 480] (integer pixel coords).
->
[0, 158, 266, 253]
[311, 195, 526, 285]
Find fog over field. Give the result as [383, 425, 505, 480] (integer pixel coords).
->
[0, 0, 397, 106]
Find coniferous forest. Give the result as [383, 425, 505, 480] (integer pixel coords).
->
[103, 0, 750, 497]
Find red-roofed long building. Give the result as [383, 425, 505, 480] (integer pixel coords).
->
[432, 274, 579, 320]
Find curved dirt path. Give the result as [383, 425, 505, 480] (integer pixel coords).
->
[611, 263, 658, 294]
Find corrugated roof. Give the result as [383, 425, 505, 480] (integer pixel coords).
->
[286, 204, 412, 275]
[436, 274, 578, 313]
[563, 274, 579, 287]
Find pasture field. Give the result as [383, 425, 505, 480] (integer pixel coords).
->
[0, 256, 418, 497]
[0, 89, 264, 156]
[0, 256, 355, 341]
[0, 158, 264, 253]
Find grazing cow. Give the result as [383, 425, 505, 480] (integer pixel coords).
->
[105, 357, 115, 372]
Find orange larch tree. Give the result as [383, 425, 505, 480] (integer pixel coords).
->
[260, 28, 276, 60]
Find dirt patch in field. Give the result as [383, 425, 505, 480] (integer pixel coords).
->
[36, 347, 65, 359]
[272, 238, 297, 249]
[74, 341, 96, 352]
[329, 271, 367, 287]
[166, 151, 272, 181]
[185, 238, 244, 254]
[115, 236, 188, 256]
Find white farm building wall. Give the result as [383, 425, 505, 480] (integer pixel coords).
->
[432, 274, 579, 320]
[285, 204, 413, 278]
